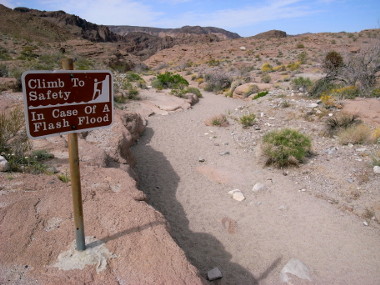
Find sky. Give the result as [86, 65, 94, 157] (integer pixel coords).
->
[1, 0, 379, 37]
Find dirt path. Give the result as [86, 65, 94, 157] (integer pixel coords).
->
[131, 91, 380, 284]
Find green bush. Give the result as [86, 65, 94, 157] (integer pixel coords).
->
[253, 91, 268, 100]
[0, 46, 11, 60]
[292, 77, 312, 91]
[262, 129, 312, 167]
[152, 72, 189, 90]
[239, 113, 256, 128]
[205, 114, 229, 127]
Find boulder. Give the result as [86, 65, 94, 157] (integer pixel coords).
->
[0, 155, 9, 172]
[233, 83, 259, 99]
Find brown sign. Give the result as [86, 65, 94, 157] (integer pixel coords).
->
[22, 70, 113, 138]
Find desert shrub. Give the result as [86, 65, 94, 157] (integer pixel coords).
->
[207, 59, 221, 66]
[152, 72, 189, 90]
[262, 128, 312, 167]
[372, 150, 380, 166]
[261, 63, 273, 72]
[114, 95, 128, 104]
[323, 51, 344, 75]
[239, 113, 256, 128]
[253, 91, 269, 100]
[273, 65, 286, 72]
[204, 72, 233, 93]
[309, 77, 340, 97]
[0, 46, 11, 60]
[75, 57, 95, 70]
[296, 43, 305, 49]
[326, 86, 359, 99]
[0, 108, 51, 173]
[291, 77, 312, 91]
[297, 51, 308, 64]
[338, 124, 372, 145]
[320, 95, 336, 108]
[261, 74, 271, 83]
[185, 87, 202, 98]
[18, 46, 38, 60]
[205, 114, 229, 127]
[325, 114, 361, 136]
[171, 86, 202, 98]
[371, 88, 380, 98]
[0, 64, 8, 77]
[287, 61, 301, 71]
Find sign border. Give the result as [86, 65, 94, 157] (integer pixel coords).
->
[22, 70, 114, 139]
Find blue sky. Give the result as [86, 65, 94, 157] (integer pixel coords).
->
[1, 0, 379, 37]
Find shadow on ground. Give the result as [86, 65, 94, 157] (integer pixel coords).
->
[131, 127, 280, 284]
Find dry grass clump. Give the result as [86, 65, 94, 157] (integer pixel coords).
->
[205, 114, 229, 127]
[325, 113, 361, 136]
[337, 124, 372, 145]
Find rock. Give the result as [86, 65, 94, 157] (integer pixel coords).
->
[228, 189, 246, 202]
[373, 202, 380, 221]
[239, 46, 246, 51]
[198, 158, 206, 163]
[0, 155, 9, 172]
[219, 151, 230, 156]
[363, 221, 369, 226]
[252, 183, 267, 192]
[307, 103, 319, 108]
[233, 83, 259, 99]
[207, 267, 223, 281]
[374, 166, 380, 174]
[280, 258, 312, 284]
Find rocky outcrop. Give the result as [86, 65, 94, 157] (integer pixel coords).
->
[109, 25, 241, 40]
[14, 7, 120, 42]
[253, 29, 287, 39]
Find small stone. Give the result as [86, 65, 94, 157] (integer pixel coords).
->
[198, 158, 205, 163]
[280, 258, 312, 284]
[363, 221, 369, 226]
[374, 166, 380, 174]
[252, 183, 267, 192]
[278, 205, 288, 211]
[228, 189, 245, 202]
[219, 151, 230, 156]
[356, 147, 367, 152]
[307, 103, 319, 108]
[0, 156, 9, 172]
[207, 267, 223, 281]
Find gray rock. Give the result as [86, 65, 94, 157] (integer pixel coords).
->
[280, 258, 312, 284]
[307, 103, 319, 108]
[219, 151, 230, 156]
[198, 158, 205, 163]
[0, 156, 9, 172]
[252, 182, 267, 192]
[374, 166, 380, 174]
[207, 267, 223, 281]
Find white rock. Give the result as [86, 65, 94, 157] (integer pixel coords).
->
[207, 267, 223, 281]
[280, 258, 312, 284]
[0, 156, 9, 172]
[239, 46, 246, 51]
[252, 183, 267, 192]
[374, 166, 380, 174]
[363, 221, 369, 226]
[307, 103, 318, 108]
[228, 189, 246, 202]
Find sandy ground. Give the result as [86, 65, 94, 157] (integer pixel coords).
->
[131, 91, 380, 284]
